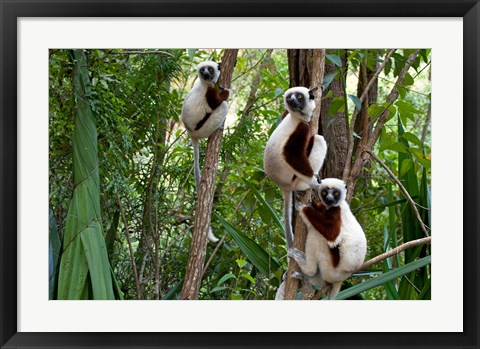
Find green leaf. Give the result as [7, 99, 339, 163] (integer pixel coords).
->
[326, 54, 342, 67]
[348, 94, 362, 111]
[236, 259, 247, 268]
[211, 286, 229, 293]
[248, 185, 284, 235]
[322, 71, 338, 91]
[216, 215, 281, 276]
[383, 141, 408, 154]
[240, 273, 256, 285]
[402, 132, 422, 147]
[403, 72, 414, 86]
[231, 293, 243, 300]
[336, 256, 431, 299]
[217, 273, 236, 286]
[187, 49, 197, 60]
[400, 158, 413, 177]
[57, 50, 118, 300]
[328, 97, 345, 115]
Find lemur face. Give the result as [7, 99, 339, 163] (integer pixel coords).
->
[317, 178, 347, 209]
[197, 61, 221, 84]
[283, 86, 316, 121]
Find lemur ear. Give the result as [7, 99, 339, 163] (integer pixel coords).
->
[308, 86, 318, 100]
[217, 62, 221, 71]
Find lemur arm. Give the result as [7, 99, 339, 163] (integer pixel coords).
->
[282, 122, 316, 184]
[301, 202, 342, 246]
[206, 86, 230, 110]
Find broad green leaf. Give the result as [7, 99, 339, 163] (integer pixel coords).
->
[400, 158, 413, 177]
[402, 132, 422, 147]
[326, 54, 342, 67]
[57, 50, 118, 300]
[217, 273, 236, 286]
[216, 215, 281, 276]
[236, 259, 247, 268]
[188, 49, 197, 60]
[49, 207, 61, 299]
[348, 94, 362, 111]
[248, 185, 284, 234]
[328, 97, 345, 115]
[323, 71, 338, 91]
[211, 286, 229, 293]
[336, 256, 431, 299]
[240, 273, 256, 285]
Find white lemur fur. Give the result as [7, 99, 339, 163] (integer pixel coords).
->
[181, 61, 231, 243]
[287, 178, 367, 300]
[263, 86, 327, 249]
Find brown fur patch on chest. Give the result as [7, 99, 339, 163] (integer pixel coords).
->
[283, 122, 314, 177]
[281, 110, 289, 119]
[206, 86, 229, 110]
[329, 246, 340, 267]
[302, 199, 341, 242]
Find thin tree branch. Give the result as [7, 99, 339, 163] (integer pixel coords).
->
[364, 148, 430, 237]
[343, 49, 396, 182]
[360, 236, 431, 271]
[312, 236, 431, 299]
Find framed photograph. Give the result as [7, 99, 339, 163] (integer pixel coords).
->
[1, 0, 479, 348]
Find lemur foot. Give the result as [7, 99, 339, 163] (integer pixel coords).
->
[295, 190, 307, 198]
[291, 271, 306, 280]
[295, 200, 306, 211]
[287, 248, 306, 265]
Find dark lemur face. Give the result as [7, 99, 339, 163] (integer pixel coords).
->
[200, 65, 216, 81]
[197, 61, 221, 84]
[317, 178, 347, 209]
[285, 91, 308, 112]
[320, 187, 342, 207]
[283, 86, 316, 121]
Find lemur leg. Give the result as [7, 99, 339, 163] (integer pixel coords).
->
[308, 135, 328, 175]
[328, 282, 342, 300]
[191, 137, 201, 189]
[283, 190, 294, 249]
[287, 246, 318, 277]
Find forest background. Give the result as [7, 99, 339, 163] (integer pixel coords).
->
[49, 48, 431, 300]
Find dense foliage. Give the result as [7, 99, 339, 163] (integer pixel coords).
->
[49, 49, 431, 300]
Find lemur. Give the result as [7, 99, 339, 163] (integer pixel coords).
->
[181, 61, 231, 243]
[263, 86, 327, 249]
[288, 178, 367, 300]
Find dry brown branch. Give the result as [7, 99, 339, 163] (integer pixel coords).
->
[181, 50, 238, 300]
[364, 148, 430, 237]
[360, 236, 431, 270]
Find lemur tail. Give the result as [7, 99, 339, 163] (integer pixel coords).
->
[207, 228, 219, 243]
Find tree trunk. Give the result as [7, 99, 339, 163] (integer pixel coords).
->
[181, 49, 238, 300]
[319, 52, 348, 179]
[283, 49, 325, 300]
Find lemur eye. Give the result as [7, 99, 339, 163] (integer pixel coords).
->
[297, 93, 303, 99]
[321, 191, 327, 196]
[200, 68, 204, 73]
[334, 191, 340, 197]
[208, 67, 214, 73]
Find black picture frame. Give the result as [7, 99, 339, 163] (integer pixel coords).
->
[1, 1, 479, 348]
